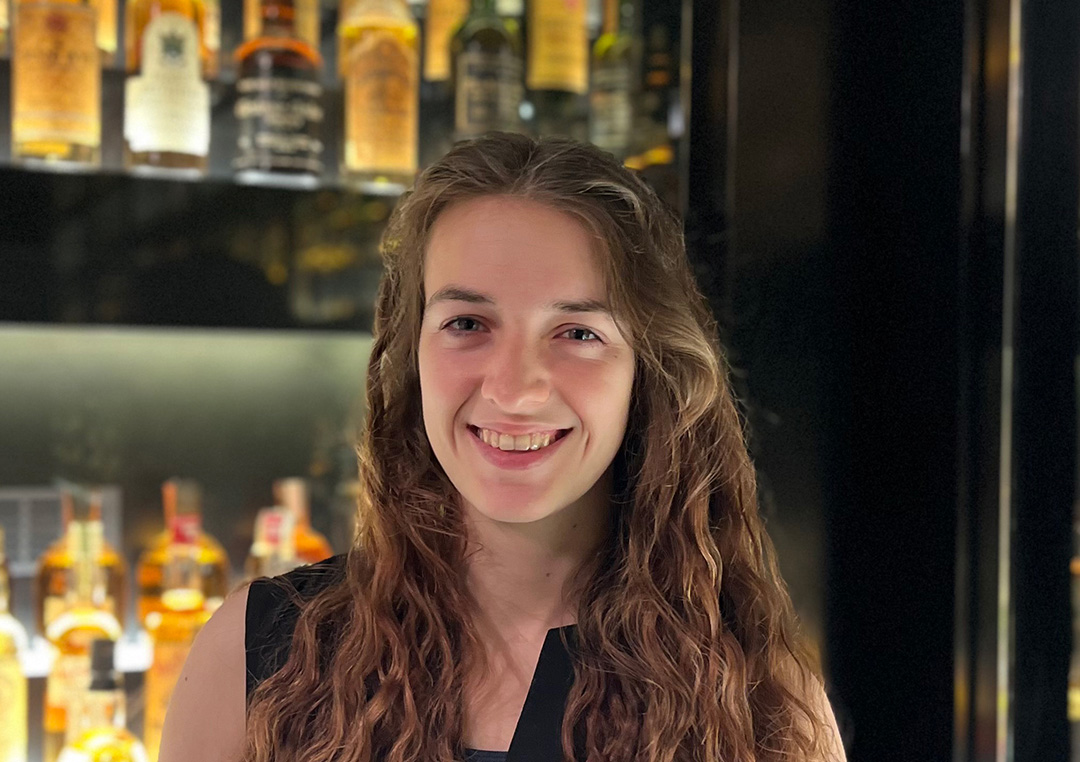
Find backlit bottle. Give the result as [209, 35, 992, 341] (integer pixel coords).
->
[274, 478, 334, 563]
[525, 0, 588, 140]
[450, 0, 523, 142]
[245, 506, 298, 580]
[588, 0, 634, 159]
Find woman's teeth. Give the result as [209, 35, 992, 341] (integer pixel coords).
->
[475, 427, 564, 451]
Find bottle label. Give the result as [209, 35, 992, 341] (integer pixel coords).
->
[455, 50, 523, 138]
[235, 64, 325, 175]
[344, 29, 418, 175]
[0, 654, 28, 762]
[124, 13, 210, 156]
[589, 62, 633, 153]
[169, 513, 202, 546]
[46, 652, 91, 713]
[12, 4, 100, 148]
[423, 0, 468, 81]
[527, 0, 587, 93]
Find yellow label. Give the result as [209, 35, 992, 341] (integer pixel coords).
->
[90, 0, 117, 56]
[345, 29, 418, 174]
[46, 652, 90, 716]
[124, 12, 210, 155]
[423, 0, 468, 81]
[0, 654, 28, 762]
[527, 0, 587, 93]
[12, 4, 101, 147]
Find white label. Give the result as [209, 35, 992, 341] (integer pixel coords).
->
[124, 13, 210, 155]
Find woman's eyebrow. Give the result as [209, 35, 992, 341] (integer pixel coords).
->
[426, 285, 612, 316]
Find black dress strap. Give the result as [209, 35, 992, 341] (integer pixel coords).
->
[505, 625, 582, 762]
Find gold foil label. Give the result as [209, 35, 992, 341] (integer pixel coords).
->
[423, 0, 468, 81]
[124, 12, 210, 155]
[527, 0, 588, 93]
[344, 30, 418, 174]
[12, 4, 100, 147]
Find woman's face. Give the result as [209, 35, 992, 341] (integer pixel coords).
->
[418, 195, 635, 528]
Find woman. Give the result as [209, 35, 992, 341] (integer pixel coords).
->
[160, 133, 845, 762]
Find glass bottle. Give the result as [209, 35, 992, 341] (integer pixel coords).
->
[34, 487, 126, 646]
[142, 511, 211, 762]
[339, 0, 419, 194]
[274, 478, 334, 563]
[123, 0, 211, 176]
[245, 506, 298, 580]
[524, 0, 588, 140]
[42, 497, 123, 762]
[418, 0, 468, 167]
[449, 0, 523, 142]
[234, 0, 325, 186]
[0, 526, 29, 762]
[57, 640, 147, 762]
[135, 479, 229, 630]
[11, 0, 101, 166]
[588, 0, 633, 160]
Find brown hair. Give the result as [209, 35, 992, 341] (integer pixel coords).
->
[241, 133, 830, 762]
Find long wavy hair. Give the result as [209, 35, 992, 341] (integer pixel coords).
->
[241, 133, 830, 762]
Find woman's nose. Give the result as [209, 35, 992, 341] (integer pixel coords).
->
[480, 339, 551, 411]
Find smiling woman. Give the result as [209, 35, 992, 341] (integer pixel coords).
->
[159, 133, 845, 762]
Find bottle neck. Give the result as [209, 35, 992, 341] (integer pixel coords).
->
[470, 0, 498, 16]
[0, 563, 10, 615]
[263, 2, 300, 38]
[66, 520, 106, 606]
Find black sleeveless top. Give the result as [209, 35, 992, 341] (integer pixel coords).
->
[244, 554, 582, 762]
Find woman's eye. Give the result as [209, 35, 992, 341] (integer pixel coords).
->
[444, 317, 482, 332]
[564, 327, 602, 343]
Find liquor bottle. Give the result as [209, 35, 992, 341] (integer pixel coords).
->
[339, 0, 419, 194]
[588, 0, 633, 159]
[123, 0, 211, 175]
[524, 0, 588, 140]
[142, 510, 211, 762]
[11, 0, 101, 166]
[273, 478, 333, 563]
[57, 640, 147, 762]
[246, 0, 319, 49]
[625, 15, 674, 170]
[245, 506, 298, 580]
[424, 0, 467, 82]
[135, 479, 229, 630]
[0, 526, 30, 762]
[90, 0, 117, 65]
[417, 0, 468, 168]
[449, 0, 523, 142]
[34, 487, 126, 644]
[42, 506, 123, 762]
[234, 0, 325, 185]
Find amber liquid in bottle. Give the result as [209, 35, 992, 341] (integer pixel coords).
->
[42, 516, 123, 762]
[234, 0, 325, 184]
[274, 478, 334, 563]
[123, 0, 211, 174]
[340, 0, 419, 194]
[245, 0, 320, 49]
[524, 0, 588, 140]
[11, 0, 101, 166]
[136, 479, 229, 629]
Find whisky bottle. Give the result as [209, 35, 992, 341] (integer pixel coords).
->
[273, 478, 333, 563]
[246, 0, 319, 50]
[449, 0, 523, 142]
[0, 526, 30, 762]
[424, 0, 467, 82]
[123, 0, 211, 175]
[135, 479, 229, 630]
[34, 487, 126, 643]
[89, 0, 117, 65]
[340, 0, 419, 194]
[245, 506, 299, 580]
[42, 508, 123, 762]
[11, 0, 101, 166]
[142, 510, 211, 762]
[57, 640, 147, 762]
[588, 0, 633, 159]
[234, 0, 325, 185]
[418, 0, 468, 168]
[524, 0, 588, 140]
